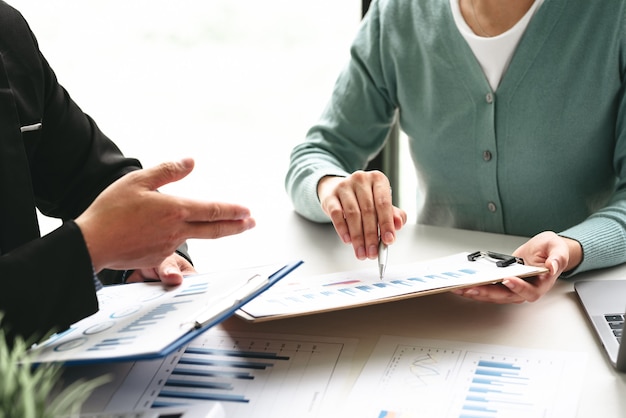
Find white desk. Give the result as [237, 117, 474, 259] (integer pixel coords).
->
[70, 206, 626, 417]
[187, 207, 626, 418]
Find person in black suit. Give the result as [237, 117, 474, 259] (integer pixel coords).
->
[0, 2, 255, 344]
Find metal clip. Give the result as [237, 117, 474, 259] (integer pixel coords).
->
[467, 251, 524, 267]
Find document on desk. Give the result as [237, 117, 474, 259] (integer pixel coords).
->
[76, 328, 358, 418]
[29, 262, 302, 365]
[236, 252, 547, 322]
[345, 335, 587, 418]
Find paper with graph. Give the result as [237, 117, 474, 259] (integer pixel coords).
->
[345, 335, 586, 418]
[28, 262, 301, 364]
[237, 252, 546, 321]
[100, 329, 357, 418]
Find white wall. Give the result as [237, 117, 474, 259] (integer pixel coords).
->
[9, 0, 417, 271]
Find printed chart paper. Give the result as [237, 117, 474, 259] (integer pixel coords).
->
[238, 253, 546, 321]
[345, 335, 587, 418]
[102, 329, 357, 418]
[29, 263, 301, 364]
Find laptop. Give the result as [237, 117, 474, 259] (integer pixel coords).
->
[574, 280, 626, 372]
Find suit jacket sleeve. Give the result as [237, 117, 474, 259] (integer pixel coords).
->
[0, 2, 141, 344]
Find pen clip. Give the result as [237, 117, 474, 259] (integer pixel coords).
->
[467, 250, 524, 267]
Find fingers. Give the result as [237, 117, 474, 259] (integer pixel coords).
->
[452, 264, 560, 304]
[135, 158, 196, 191]
[452, 281, 527, 304]
[451, 232, 575, 304]
[166, 198, 256, 239]
[78, 158, 257, 272]
[392, 206, 408, 230]
[343, 172, 380, 259]
[318, 176, 355, 246]
[185, 217, 257, 240]
[181, 199, 253, 223]
[320, 171, 399, 261]
[156, 254, 188, 286]
[500, 276, 552, 303]
[451, 275, 544, 304]
[326, 195, 352, 245]
[123, 254, 196, 286]
[373, 180, 396, 245]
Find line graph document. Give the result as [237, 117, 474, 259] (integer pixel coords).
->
[345, 336, 587, 418]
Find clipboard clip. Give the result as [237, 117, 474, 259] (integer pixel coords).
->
[467, 251, 524, 267]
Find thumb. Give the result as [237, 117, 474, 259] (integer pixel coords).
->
[157, 258, 185, 286]
[141, 158, 195, 191]
[547, 258, 560, 276]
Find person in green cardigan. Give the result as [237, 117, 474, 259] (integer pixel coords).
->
[286, 0, 626, 303]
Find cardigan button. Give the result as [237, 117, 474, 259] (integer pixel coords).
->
[483, 150, 492, 161]
[487, 202, 497, 212]
[485, 92, 494, 104]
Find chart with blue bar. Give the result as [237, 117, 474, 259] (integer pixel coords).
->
[29, 263, 301, 364]
[347, 336, 586, 418]
[104, 329, 357, 418]
[238, 253, 546, 322]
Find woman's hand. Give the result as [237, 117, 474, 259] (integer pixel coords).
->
[317, 171, 407, 260]
[452, 231, 582, 303]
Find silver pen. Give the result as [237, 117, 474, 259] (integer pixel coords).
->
[378, 239, 388, 279]
[378, 187, 392, 279]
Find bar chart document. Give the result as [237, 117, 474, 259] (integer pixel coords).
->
[345, 336, 586, 418]
[237, 253, 546, 322]
[88, 329, 357, 418]
[29, 262, 301, 364]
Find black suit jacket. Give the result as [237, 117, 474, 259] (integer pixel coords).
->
[0, 2, 144, 343]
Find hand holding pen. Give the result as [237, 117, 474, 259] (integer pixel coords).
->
[316, 171, 407, 271]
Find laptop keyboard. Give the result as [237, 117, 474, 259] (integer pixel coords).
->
[605, 314, 624, 343]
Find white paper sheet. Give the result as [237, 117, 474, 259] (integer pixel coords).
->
[29, 264, 298, 364]
[99, 329, 358, 418]
[345, 335, 587, 418]
[239, 252, 546, 320]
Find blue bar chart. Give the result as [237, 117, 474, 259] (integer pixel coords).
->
[31, 263, 301, 364]
[105, 329, 356, 418]
[347, 336, 586, 418]
[455, 357, 544, 417]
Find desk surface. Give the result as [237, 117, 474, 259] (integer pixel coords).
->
[187, 207, 626, 418]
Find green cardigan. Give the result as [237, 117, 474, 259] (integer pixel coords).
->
[286, 0, 626, 275]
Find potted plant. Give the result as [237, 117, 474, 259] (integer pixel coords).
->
[0, 319, 109, 418]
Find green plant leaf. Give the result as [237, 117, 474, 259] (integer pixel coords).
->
[0, 314, 109, 417]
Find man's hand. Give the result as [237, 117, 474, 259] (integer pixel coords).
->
[125, 253, 195, 286]
[76, 158, 255, 273]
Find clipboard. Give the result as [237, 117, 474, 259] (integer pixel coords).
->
[236, 252, 547, 322]
[28, 261, 302, 365]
